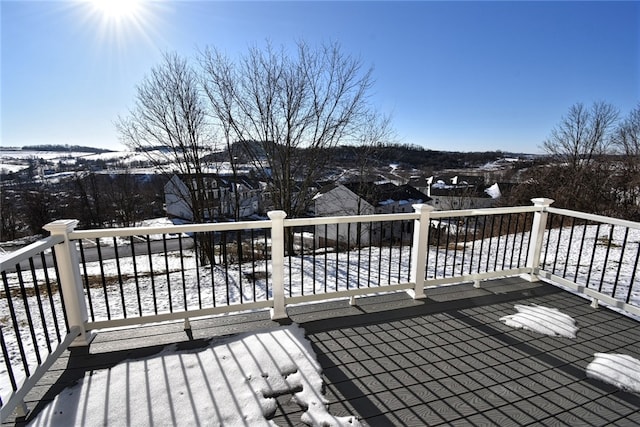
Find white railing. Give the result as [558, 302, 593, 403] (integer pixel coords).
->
[2, 198, 640, 421]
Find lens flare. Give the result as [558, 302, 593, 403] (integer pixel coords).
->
[89, 0, 143, 21]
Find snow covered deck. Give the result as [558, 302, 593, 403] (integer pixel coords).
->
[6, 277, 640, 426]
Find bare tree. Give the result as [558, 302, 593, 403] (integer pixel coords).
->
[116, 52, 217, 263]
[117, 52, 216, 224]
[614, 103, 640, 158]
[507, 102, 622, 216]
[200, 41, 388, 218]
[542, 102, 619, 170]
[612, 103, 640, 219]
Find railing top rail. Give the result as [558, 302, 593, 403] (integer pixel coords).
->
[0, 235, 64, 272]
[284, 212, 419, 227]
[63, 205, 547, 240]
[68, 219, 272, 240]
[430, 205, 541, 219]
[546, 207, 640, 229]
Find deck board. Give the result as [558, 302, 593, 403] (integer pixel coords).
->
[5, 277, 640, 426]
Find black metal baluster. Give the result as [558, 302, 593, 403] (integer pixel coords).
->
[50, 250, 69, 331]
[2, 270, 30, 376]
[95, 238, 111, 320]
[377, 222, 384, 285]
[40, 252, 62, 341]
[130, 236, 142, 316]
[193, 233, 202, 309]
[502, 214, 512, 270]
[146, 236, 157, 314]
[210, 232, 217, 307]
[16, 264, 41, 365]
[346, 222, 351, 289]
[469, 216, 479, 274]
[222, 231, 230, 305]
[598, 225, 614, 293]
[443, 218, 451, 277]
[563, 218, 577, 279]
[611, 227, 629, 298]
[398, 220, 405, 283]
[300, 227, 305, 296]
[486, 215, 496, 272]
[552, 216, 565, 274]
[626, 241, 640, 304]
[0, 326, 18, 394]
[28, 257, 51, 353]
[336, 223, 341, 291]
[493, 214, 504, 271]
[113, 237, 126, 318]
[368, 222, 374, 285]
[251, 229, 257, 301]
[356, 222, 363, 288]
[509, 213, 520, 269]
[163, 234, 173, 313]
[541, 213, 554, 270]
[523, 212, 533, 267]
[573, 220, 588, 284]
[434, 220, 442, 278]
[586, 224, 601, 288]
[178, 234, 187, 310]
[78, 240, 95, 321]
[324, 224, 328, 293]
[312, 225, 317, 293]
[265, 229, 270, 299]
[477, 216, 487, 274]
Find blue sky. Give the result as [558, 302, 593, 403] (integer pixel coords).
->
[2, 1, 638, 154]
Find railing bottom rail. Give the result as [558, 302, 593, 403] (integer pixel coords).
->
[537, 270, 640, 319]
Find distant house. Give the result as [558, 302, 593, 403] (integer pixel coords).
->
[312, 182, 431, 247]
[408, 175, 501, 211]
[165, 174, 262, 222]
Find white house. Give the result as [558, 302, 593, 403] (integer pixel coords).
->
[312, 182, 431, 248]
[165, 174, 262, 222]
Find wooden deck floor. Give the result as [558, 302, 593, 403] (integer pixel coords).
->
[6, 276, 640, 426]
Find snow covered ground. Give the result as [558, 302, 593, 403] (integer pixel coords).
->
[28, 325, 360, 427]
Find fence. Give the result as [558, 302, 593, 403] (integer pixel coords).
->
[2, 198, 640, 421]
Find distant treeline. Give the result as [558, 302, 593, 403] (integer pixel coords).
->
[331, 144, 527, 170]
[19, 144, 113, 154]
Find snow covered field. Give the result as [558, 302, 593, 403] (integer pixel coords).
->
[2, 221, 640, 415]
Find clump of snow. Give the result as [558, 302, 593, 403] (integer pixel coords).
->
[586, 353, 640, 393]
[29, 324, 361, 427]
[499, 304, 578, 338]
[484, 182, 501, 199]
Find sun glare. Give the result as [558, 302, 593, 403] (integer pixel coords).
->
[75, 0, 164, 55]
[89, 0, 142, 21]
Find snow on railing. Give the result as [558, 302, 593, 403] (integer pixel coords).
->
[3, 198, 640, 421]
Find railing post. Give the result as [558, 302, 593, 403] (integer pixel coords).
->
[267, 210, 288, 320]
[523, 198, 554, 282]
[409, 204, 434, 299]
[43, 220, 94, 346]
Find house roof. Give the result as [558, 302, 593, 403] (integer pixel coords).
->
[344, 182, 431, 206]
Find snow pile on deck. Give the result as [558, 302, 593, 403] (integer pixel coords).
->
[30, 324, 360, 427]
[587, 353, 640, 393]
[499, 304, 578, 338]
